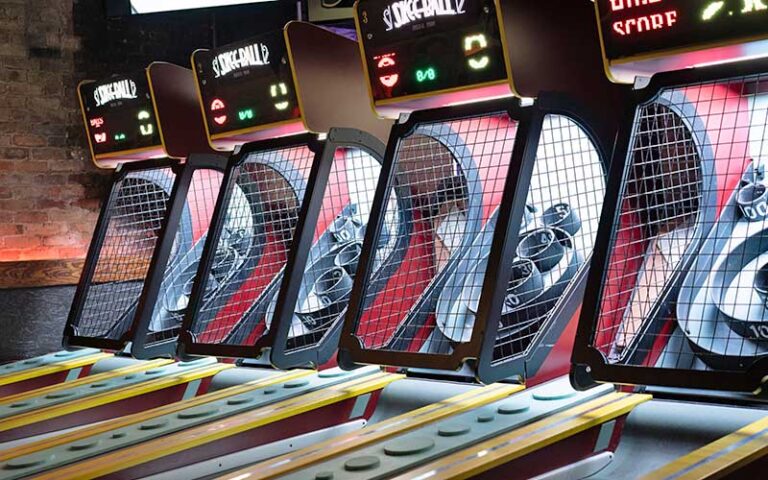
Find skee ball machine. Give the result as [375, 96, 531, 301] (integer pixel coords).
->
[0, 63, 236, 447]
[0, 65, 210, 397]
[0, 23, 461, 480]
[572, 0, 768, 478]
[210, 2, 649, 480]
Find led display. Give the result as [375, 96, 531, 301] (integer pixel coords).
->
[194, 31, 301, 138]
[79, 72, 162, 157]
[598, 0, 768, 61]
[357, 0, 508, 102]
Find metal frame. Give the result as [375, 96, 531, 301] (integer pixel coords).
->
[178, 133, 323, 360]
[338, 97, 535, 373]
[63, 158, 179, 352]
[572, 57, 768, 393]
[476, 93, 612, 383]
[269, 128, 394, 369]
[130, 154, 229, 358]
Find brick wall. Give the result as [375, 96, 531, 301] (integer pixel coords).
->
[0, 0, 295, 261]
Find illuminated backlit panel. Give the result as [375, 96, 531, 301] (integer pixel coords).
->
[573, 61, 768, 392]
[269, 130, 406, 368]
[64, 161, 182, 351]
[596, 0, 768, 82]
[340, 100, 525, 371]
[356, 0, 511, 116]
[131, 162, 226, 358]
[79, 72, 163, 163]
[181, 136, 317, 358]
[193, 31, 304, 151]
[476, 114, 606, 383]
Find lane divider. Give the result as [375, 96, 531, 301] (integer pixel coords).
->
[642, 416, 768, 480]
[0, 350, 112, 389]
[275, 379, 638, 480]
[0, 368, 308, 464]
[0, 360, 230, 436]
[394, 392, 650, 480]
[31, 371, 401, 480]
[221, 382, 525, 480]
[0, 359, 173, 407]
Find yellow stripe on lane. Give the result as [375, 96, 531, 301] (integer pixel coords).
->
[642, 416, 768, 480]
[222, 383, 525, 480]
[0, 352, 113, 387]
[392, 392, 651, 480]
[0, 359, 172, 405]
[0, 368, 311, 463]
[35, 372, 402, 480]
[0, 363, 233, 433]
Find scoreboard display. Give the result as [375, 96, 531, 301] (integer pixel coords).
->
[79, 72, 162, 158]
[193, 31, 301, 139]
[356, 0, 508, 103]
[598, 0, 768, 62]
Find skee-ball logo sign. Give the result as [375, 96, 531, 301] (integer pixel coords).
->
[212, 43, 271, 78]
[383, 0, 467, 31]
[93, 79, 138, 107]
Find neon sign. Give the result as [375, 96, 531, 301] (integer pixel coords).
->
[94, 133, 107, 144]
[89, 117, 104, 128]
[212, 42, 270, 79]
[383, 0, 467, 31]
[93, 79, 137, 107]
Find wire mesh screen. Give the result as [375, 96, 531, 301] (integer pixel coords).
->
[349, 112, 517, 358]
[186, 144, 314, 349]
[141, 169, 225, 348]
[72, 167, 180, 342]
[273, 146, 404, 359]
[490, 115, 605, 364]
[591, 73, 768, 374]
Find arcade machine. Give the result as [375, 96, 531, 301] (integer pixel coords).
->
[202, 1, 653, 479]
[567, 0, 768, 478]
[0, 63, 234, 445]
[0, 23, 489, 479]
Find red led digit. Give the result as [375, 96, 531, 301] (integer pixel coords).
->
[375, 53, 400, 88]
[210, 98, 227, 126]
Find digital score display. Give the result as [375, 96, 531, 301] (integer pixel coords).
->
[79, 72, 161, 157]
[193, 31, 301, 138]
[598, 0, 768, 61]
[356, 0, 508, 103]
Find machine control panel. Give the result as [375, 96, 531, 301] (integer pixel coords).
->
[599, 0, 768, 62]
[79, 72, 161, 159]
[193, 31, 301, 140]
[356, 0, 508, 105]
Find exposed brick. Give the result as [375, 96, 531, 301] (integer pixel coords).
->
[12, 134, 46, 147]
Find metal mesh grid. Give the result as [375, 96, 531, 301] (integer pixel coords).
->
[593, 73, 768, 372]
[351, 112, 517, 355]
[75, 168, 176, 340]
[188, 145, 314, 348]
[492, 115, 605, 362]
[277, 147, 401, 355]
[142, 169, 225, 346]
